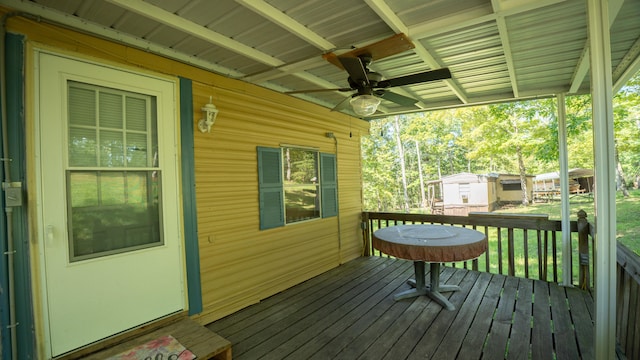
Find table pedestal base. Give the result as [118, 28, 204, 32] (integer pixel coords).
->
[394, 261, 459, 311]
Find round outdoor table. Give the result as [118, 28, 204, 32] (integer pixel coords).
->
[372, 224, 487, 310]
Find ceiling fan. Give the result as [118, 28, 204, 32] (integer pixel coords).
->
[286, 34, 452, 117]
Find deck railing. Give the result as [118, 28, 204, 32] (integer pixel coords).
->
[361, 210, 594, 288]
[361, 210, 640, 358]
[616, 242, 640, 359]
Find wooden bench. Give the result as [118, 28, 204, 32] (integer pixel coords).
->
[75, 317, 231, 359]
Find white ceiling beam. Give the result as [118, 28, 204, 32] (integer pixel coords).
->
[106, 0, 341, 92]
[569, 0, 624, 93]
[569, 49, 591, 94]
[106, 0, 284, 67]
[365, 0, 469, 104]
[410, 0, 567, 39]
[294, 72, 348, 91]
[235, 0, 335, 51]
[411, 46, 469, 104]
[492, 0, 520, 98]
[1, 0, 242, 77]
[243, 56, 327, 82]
[364, 0, 428, 108]
[410, 9, 495, 40]
[613, 35, 640, 93]
[364, 0, 408, 34]
[495, 0, 567, 15]
[262, 83, 338, 110]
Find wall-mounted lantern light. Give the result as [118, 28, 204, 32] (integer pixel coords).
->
[198, 96, 219, 133]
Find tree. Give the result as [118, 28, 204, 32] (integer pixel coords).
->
[415, 140, 427, 209]
[361, 119, 397, 211]
[405, 110, 468, 177]
[361, 70, 639, 211]
[464, 100, 552, 205]
[393, 116, 410, 212]
[614, 71, 640, 192]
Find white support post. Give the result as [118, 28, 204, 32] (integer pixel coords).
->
[588, 0, 617, 358]
[556, 93, 572, 287]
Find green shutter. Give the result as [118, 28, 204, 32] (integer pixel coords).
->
[257, 147, 285, 229]
[179, 77, 203, 315]
[320, 153, 338, 218]
[3, 33, 35, 360]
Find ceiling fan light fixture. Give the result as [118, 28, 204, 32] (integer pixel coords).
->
[350, 94, 381, 116]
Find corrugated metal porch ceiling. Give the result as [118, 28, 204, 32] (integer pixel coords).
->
[6, 0, 640, 119]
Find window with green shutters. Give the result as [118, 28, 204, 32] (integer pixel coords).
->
[257, 146, 337, 230]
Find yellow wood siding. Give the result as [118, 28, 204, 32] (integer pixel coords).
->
[7, 13, 369, 324]
[191, 82, 368, 322]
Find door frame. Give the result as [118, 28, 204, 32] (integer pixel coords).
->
[31, 48, 189, 358]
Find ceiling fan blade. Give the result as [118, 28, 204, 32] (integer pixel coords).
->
[323, 33, 415, 69]
[330, 96, 353, 112]
[378, 91, 419, 106]
[286, 87, 352, 94]
[378, 68, 451, 88]
[338, 56, 369, 86]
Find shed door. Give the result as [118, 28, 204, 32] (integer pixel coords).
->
[36, 52, 185, 357]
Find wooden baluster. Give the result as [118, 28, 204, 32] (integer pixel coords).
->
[484, 226, 490, 272]
[508, 227, 515, 276]
[497, 227, 504, 275]
[538, 230, 546, 281]
[552, 231, 558, 282]
[362, 212, 371, 256]
[523, 229, 529, 278]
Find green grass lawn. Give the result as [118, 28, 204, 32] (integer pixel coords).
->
[494, 188, 640, 255]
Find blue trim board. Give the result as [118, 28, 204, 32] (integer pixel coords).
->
[1, 33, 35, 359]
[0, 40, 11, 360]
[179, 77, 203, 315]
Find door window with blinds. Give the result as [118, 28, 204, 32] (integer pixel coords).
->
[66, 81, 162, 261]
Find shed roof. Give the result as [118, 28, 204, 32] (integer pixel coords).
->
[441, 172, 492, 184]
[534, 168, 594, 180]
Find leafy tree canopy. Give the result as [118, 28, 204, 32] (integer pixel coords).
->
[362, 71, 640, 211]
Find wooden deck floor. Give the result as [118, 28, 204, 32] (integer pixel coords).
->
[207, 257, 595, 359]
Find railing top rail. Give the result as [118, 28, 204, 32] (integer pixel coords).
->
[469, 212, 549, 220]
[363, 211, 577, 232]
[617, 242, 640, 285]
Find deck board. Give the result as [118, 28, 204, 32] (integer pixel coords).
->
[483, 275, 517, 359]
[267, 260, 411, 359]
[566, 286, 596, 359]
[381, 268, 458, 360]
[236, 258, 408, 358]
[458, 272, 505, 359]
[207, 257, 595, 359]
[430, 271, 493, 359]
[407, 270, 480, 359]
[532, 279, 554, 360]
[550, 283, 580, 359]
[507, 277, 534, 359]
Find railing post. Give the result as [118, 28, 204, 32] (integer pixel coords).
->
[577, 209, 590, 289]
[508, 228, 515, 276]
[362, 212, 371, 256]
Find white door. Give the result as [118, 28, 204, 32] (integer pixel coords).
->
[36, 52, 185, 357]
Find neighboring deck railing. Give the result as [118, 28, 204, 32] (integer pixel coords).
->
[616, 242, 640, 359]
[361, 210, 594, 289]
